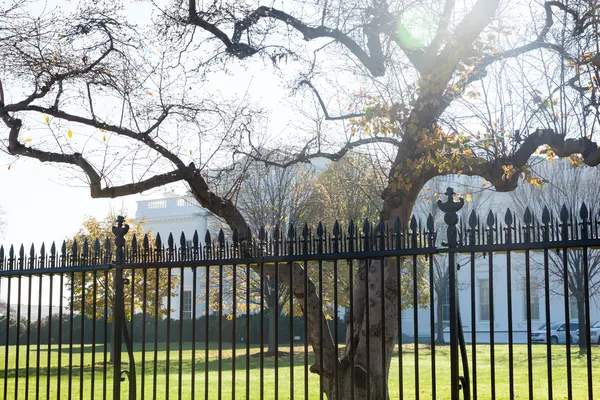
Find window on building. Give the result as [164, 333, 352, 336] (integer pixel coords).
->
[480, 279, 490, 321]
[442, 286, 450, 322]
[570, 296, 579, 319]
[523, 278, 540, 321]
[183, 290, 192, 320]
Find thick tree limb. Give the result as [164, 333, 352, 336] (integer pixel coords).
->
[463, 129, 600, 192]
[187, 1, 386, 76]
[7, 104, 188, 169]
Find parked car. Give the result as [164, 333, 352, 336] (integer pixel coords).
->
[531, 321, 579, 344]
[587, 321, 600, 344]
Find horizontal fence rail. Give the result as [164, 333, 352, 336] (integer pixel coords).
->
[0, 188, 599, 399]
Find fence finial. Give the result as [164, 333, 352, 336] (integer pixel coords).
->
[437, 187, 464, 248]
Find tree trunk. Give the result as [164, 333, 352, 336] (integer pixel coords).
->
[436, 289, 446, 344]
[578, 296, 587, 355]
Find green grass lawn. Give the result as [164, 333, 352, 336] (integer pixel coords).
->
[0, 342, 598, 399]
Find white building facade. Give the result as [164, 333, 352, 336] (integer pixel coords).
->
[135, 191, 226, 320]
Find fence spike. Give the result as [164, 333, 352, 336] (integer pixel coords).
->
[348, 219, 355, 236]
[19, 244, 24, 263]
[218, 228, 225, 247]
[259, 226, 266, 242]
[50, 242, 56, 257]
[560, 204, 569, 222]
[131, 234, 138, 253]
[29, 243, 35, 259]
[469, 210, 477, 228]
[274, 224, 280, 241]
[8, 245, 14, 269]
[427, 214, 434, 232]
[363, 218, 371, 235]
[192, 230, 199, 250]
[486, 210, 495, 227]
[82, 239, 89, 259]
[40, 243, 45, 259]
[410, 215, 417, 231]
[580, 202, 589, 220]
[232, 228, 239, 245]
[168, 232, 174, 252]
[332, 220, 340, 238]
[504, 209, 513, 226]
[204, 230, 211, 246]
[156, 233, 162, 250]
[180, 232, 187, 251]
[94, 238, 101, 253]
[317, 222, 324, 238]
[0, 245, 4, 262]
[524, 207, 532, 225]
[302, 223, 309, 239]
[143, 234, 150, 250]
[72, 238, 78, 257]
[61, 241, 67, 259]
[542, 206, 550, 224]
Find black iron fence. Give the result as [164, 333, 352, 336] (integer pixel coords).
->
[0, 187, 599, 399]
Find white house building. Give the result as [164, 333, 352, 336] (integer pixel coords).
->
[134, 190, 226, 320]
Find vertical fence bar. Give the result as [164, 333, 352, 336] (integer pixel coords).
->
[468, 211, 477, 399]
[437, 187, 465, 400]
[80, 271, 86, 400]
[394, 218, 402, 400]
[192, 266, 197, 400]
[426, 215, 436, 400]
[504, 210, 514, 400]
[245, 262, 250, 400]
[486, 211, 496, 400]
[3, 276, 11, 400]
[580, 203, 593, 400]
[103, 270, 108, 400]
[91, 271, 98, 400]
[68, 270, 75, 399]
[153, 267, 159, 400]
[25, 273, 32, 398]
[542, 207, 553, 400]
[205, 263, 210, 400]
[46, 273, 53, 400]
[524, 209, 534, 400]
[112, 220, 126, 400]
[35, 275, 42, 400]
[14, 271, 21, 400]
[560, 205, 573, 399]
[141, 268, 147, 400]
[178, 265, 185, 400]
[410, 218, 419, 400]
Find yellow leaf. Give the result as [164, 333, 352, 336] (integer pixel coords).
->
[50, 57, 55, 63]
[465, 193, 472, 202]
[45, 115, 50, 124]
[105, 70, 111, 75]
[99, 128, 105, 132]
[25, 138, 32, 142]
[67, 129, 73, 138]
[425, 187, 430, 192]
[146, 91, 153, 96]
[102, 134, 106, 141]
[7, 165, 11, 171]
[189, 149, 192, 155]
[482, 179, 487, 185]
